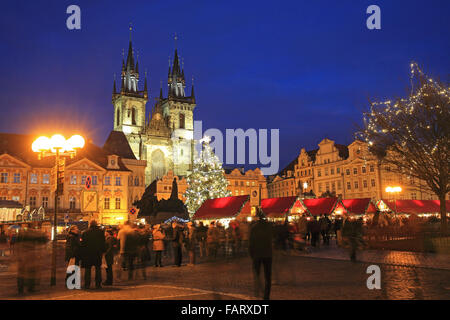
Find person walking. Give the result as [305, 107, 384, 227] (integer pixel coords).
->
[16, 223, 47, 294]
[80, 220, 106, 289]
[65, 225, 81, 266]
[103, 228, 117, 286]
[152, 224, 165, 267]
[184, 222, 197, 266]
[137, 225, 151, 280]
[310, 217, 321, 247]
[172, 221, 184, 267]
[196, 222, 207, 258]
[249, 209, 273, 300]
[206, 221, 219, 260]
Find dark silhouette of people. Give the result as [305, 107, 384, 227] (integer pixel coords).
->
[249, 208, 273, 300]
[81, 220, 106, 289]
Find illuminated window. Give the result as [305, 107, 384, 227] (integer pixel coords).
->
[105, 176, 111, 185]
[42, 197, 48, 208]
[81, 176, 86, 185]
[0, 173, 8, 183]
[115, 198, 121, 209]
[13, 173, 20, 183]
[363, 180, 368, 188]
[370, 165, 374, 172]
[354, 181, 358, 189]
[115, 177, 121, 186]
[30, 174, 38, 184]
[70, 175, 77, 185]
[362, 167, 366, 174]
[92, 176, 98, 185]
[104, 198, 110, 210]
[30, 196, 37, 207]
[69, 197, 76, 210]
[346, 169, 350, 175]
[317, 170, 321, 177]
[42, 174, 50, 184]
[353, 168, 358, 175]
[347, 182, 351, 190]
[371, 179, 376, 187]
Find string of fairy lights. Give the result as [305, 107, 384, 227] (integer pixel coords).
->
[358, 62, 449, 183]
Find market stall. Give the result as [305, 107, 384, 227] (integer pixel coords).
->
[334, 198, 377, 217]
[299, 197, 340, 217]
[376, 199, 450, 217]
[193, 195, 250, 227]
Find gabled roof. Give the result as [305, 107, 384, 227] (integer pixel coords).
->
[103, 131, 136, 160]
[335, 198, 377, 215]
[301, 197, 339, 216]
[193, 195, 249, 220]
[260, 196, 298, 218]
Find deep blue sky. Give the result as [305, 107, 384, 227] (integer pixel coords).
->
[0, 0, 448, 172]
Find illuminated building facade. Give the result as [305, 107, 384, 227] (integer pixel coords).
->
[0, 132, 146, 225]
[112, 34, 196, 186]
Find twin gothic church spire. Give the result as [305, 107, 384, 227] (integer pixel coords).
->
[113, 30, 195, 104]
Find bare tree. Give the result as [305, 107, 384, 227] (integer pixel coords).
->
[358, 63, 449, 232]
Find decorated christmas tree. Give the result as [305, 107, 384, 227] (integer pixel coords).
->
[184, 136, 231, 216]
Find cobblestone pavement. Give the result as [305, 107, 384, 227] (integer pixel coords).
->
[293, 243, 450, 270]
[1, 250, 449, 300]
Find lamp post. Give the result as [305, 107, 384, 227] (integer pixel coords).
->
[302, 182, 308, 198]
[32, 134, 85, 286]
[385, 186, 402, 214]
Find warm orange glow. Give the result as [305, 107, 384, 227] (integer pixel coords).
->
[50, 134, 66, 152]
[32, 134, 85, 155]
[65, 134, 85, 151]
[31, 136, 51, 152]
[385, 186, 402, 193]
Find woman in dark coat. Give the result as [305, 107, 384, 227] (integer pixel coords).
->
[65, 225, 81, 265]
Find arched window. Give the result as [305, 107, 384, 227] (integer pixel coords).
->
[132, 107, 137, 125]
[179, 113, 185, 129]
[151, 149, 166, 182]
[116, 108, 120, 127]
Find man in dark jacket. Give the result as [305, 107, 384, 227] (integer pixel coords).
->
[172, 222, 184, 267]
[81, 220, 105, 289]
[249, 209, 273, 300]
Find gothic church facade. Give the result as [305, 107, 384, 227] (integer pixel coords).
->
[112, 35, 196, 185]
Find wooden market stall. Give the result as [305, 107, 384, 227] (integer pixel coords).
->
[193, 195, 250, 227]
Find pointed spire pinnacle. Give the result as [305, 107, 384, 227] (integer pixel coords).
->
[126, 25, 135, 71]
[135, 50, 139, 74]
[144, 69, 148, 97]
[174, 32, 178, 49]
[191, 76, 195, 103]
[159, 80, 163, 100]
[113, 74, 117, 94]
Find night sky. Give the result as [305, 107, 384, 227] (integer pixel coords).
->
[0, 0, 448, 173]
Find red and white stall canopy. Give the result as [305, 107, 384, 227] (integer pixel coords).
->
[193, 195, 250, 220]
[377, 199, 450, 214]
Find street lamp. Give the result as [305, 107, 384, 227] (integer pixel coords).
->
[32, 134, 85, 286]
[385, 186, 402, 214]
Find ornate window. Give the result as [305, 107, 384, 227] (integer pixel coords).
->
[179, 113, 185, 129]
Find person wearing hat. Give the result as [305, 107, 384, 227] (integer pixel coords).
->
[152, 224, 165, 267]
[249, 208, 273, 300]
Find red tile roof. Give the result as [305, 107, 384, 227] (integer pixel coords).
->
[193, 195, 249, 220]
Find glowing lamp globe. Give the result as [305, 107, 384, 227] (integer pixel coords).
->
[32, 136, 51, 152]
[66, 134, 85, 151]
[50, 134, 66, 152]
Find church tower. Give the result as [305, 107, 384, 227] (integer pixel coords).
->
[158, 35, 196, 177]
[112, 28, 148, 159]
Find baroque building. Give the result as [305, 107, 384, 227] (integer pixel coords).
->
[267, 138, 441, 201]
[0, 132, 146, 225]
[112, 34, 196, 186]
